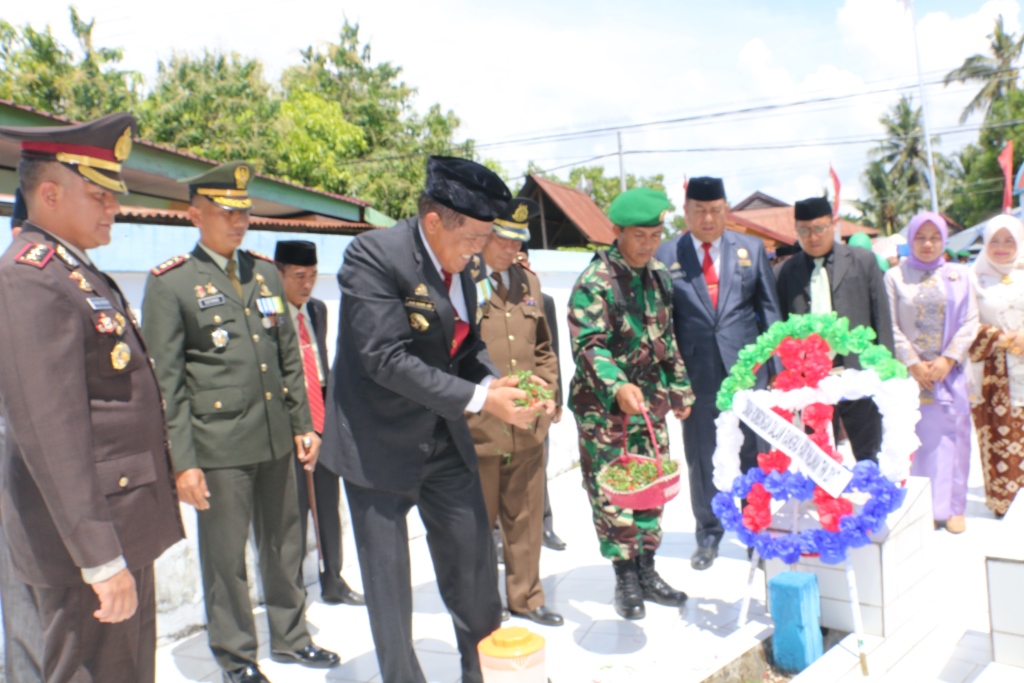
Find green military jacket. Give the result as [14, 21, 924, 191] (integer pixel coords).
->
[141, 245, 313, 471]
[567, 244, 694, 423]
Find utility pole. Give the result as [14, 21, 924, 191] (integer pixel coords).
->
[909, 0, 939, 213]
[617, 131, 627, 193]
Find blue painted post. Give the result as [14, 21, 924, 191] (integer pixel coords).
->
[769, 571, 823, 673]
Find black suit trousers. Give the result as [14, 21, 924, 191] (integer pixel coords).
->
[344, 427, 501, 683]
[835, 398, 883, 463]
[294, 458, 344, 590]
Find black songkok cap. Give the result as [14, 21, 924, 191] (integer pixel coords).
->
[275, 240, 318, 266]
[424, 156, 512, 222]
[794, 197, 832, 221]
[12, 188, 27, 227]
[685, 176, 726, 202]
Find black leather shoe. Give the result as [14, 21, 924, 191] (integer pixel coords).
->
[636, 554, 687, 607]
[321, 579, 366, 606]
[510, 605, 564, 627]
[612, 559, 645, 620]
[542, 530, 567, 551]
[501, 608, 510, 621]
[270, 644, 340, 669]
[222, 664, 270, 683]
[691, 545, 718, 571]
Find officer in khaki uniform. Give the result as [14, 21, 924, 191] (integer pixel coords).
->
[141, 163, 339, 683]
[468, 198, 563, 627]
[0, 113, 184, 682]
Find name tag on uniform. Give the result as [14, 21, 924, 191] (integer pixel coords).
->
[198, 294, 226, 309]
[87, 297, 113, 311]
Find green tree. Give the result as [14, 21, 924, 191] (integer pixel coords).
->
[944, 15, 1024, 124]
[272, 91, 366, 193]
[138, 51, 281, 165]
[0, 8, 142, 120]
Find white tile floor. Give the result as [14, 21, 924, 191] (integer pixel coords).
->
[155, 426, 1019, 683]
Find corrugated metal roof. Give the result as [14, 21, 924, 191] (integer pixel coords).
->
[0, 99, 371, 208]
[117, 206, 375, 234]
[735, 206, 879, 242]
[531, 175, 616, 245]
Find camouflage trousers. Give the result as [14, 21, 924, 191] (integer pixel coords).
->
[575, 414, 670, 561]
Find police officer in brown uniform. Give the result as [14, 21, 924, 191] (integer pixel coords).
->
[468, 198, 563, 627]
[0, 112, 184, 682]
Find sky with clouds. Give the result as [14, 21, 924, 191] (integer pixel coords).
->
[7, 0, 1021, 219]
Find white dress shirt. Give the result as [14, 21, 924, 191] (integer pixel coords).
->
[417, 223, 492, 413]
[690, 233, 722, 275]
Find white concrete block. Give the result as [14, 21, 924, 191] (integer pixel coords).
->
[987, 560, 1024, 636]
[991, 631, 1024, 668]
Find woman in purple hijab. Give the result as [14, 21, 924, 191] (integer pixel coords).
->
[884, 212, 979, 533]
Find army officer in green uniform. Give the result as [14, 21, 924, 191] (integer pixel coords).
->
[142, 162, 339, 683]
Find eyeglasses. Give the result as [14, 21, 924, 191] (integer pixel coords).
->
[796, 224, 831, 237]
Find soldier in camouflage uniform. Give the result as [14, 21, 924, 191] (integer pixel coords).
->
[568, 187, 695, 620]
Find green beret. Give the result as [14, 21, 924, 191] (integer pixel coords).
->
[608, 187, 672, 228]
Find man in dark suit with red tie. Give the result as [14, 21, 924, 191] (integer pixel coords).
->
[655, 177, 782, 571]
[275, 240, 365, 607]
[319, 156, 552, 683]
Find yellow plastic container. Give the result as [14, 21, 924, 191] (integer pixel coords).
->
[478, 626, 546, 683]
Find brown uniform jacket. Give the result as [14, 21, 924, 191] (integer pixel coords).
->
[0, 224, 183, 587]
[466, 259, 558, 458]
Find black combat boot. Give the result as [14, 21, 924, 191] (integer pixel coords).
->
[637, 553, 688, 606]
[612, 559, 646, 620]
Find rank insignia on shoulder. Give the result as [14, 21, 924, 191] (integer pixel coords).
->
[151, 254, 190, 276]
[246, 249, 274, 262]
[414, 283, 429, 297]
[14, 244, 54, 268]
[69, 271, 94, 292]
[54, 244, 79, 268]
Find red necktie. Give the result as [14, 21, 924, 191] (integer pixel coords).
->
[442, 270, 470, 358]
[296, 312, 325, 434]
[702, 242, 719, 309]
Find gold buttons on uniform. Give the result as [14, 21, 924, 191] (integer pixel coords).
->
[506, 312, 511, 318]
[245, 307, 251, 316]
[213, 315, 222, 324]
[265, 392, 272, 401]
[252, 334, 260, 343]
[260, 363, 267, 372]
[282, 387, 288, 394]
[510, 359, 517, 366]
[149, 358, 156, 369]
[508, 335, 515, 341]
[214, 401, 223, 409]
[118, 476, 129, 488]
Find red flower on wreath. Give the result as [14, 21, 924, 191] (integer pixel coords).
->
[814, 486, 854, 532]
[743, 482, 773, 532]
[773, 334, 833, 390]
[758, 449, 791, 474]
[801, 403, 834, 431]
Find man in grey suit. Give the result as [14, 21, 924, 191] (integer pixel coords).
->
[319, 156, 552, 683]
[655, 176, 781, 571]
[775, 197, 895, 462]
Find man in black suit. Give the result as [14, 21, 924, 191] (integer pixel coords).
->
[775, 197, 895, 462]
[275, 240, 364, 607]
[655, 177, 782, 571]
[319, 156, 553, 683]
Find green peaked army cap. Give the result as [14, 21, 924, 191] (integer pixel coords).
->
[179, 161, 255, 211]
[608, 187, 672, 228]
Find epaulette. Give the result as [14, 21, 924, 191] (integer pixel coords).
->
[246, 249, 274, 262]
[14, 244, 54, 269]
[151, 254, 190, 276]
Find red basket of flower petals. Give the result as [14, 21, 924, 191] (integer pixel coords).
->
[597, 409, 681, 510]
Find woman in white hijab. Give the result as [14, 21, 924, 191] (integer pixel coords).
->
[969, 214, 1024, 518]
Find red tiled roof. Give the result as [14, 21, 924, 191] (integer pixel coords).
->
[117, 206, 375, 234]
[531, 175, 616, 245]
[0, 99, 371, 207]
[727, 212, 796, 246]
[734, 206, 879, 242]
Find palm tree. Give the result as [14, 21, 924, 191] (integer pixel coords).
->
[944, 15, 1024, 124]
[871, 95, 934, 191]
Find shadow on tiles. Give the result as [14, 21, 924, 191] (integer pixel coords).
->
[684, 597, 765, 635]
[577, 619, 648, 654]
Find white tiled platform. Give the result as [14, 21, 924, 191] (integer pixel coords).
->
[155, 424, 774, 683]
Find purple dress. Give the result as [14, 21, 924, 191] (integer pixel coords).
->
[884, 261, 979, 520]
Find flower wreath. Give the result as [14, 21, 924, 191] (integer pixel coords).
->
[710, 314, 920, 565]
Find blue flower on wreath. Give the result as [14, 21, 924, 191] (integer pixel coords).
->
[712, 459, 906, 565]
